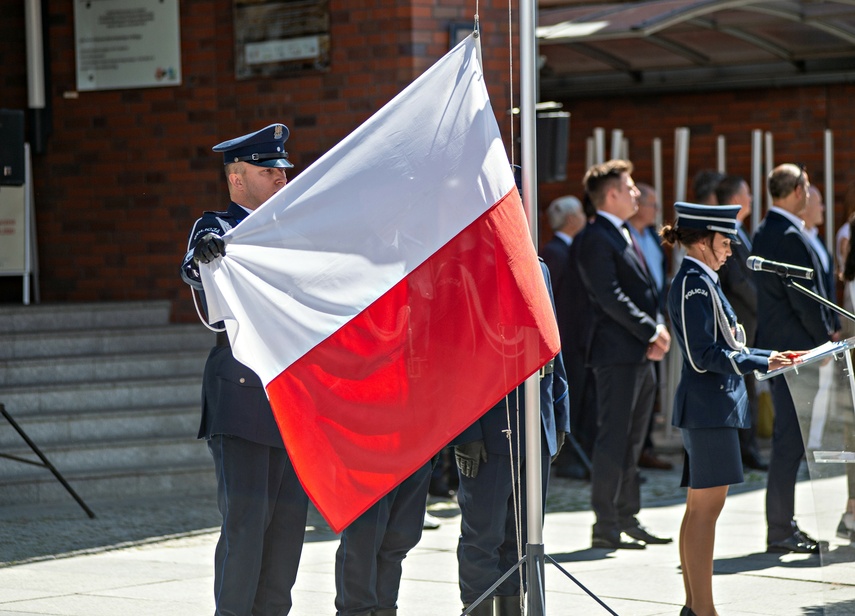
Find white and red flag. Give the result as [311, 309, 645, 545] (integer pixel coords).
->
[200, 34, 559, 533]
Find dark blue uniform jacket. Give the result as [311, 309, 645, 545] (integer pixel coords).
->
[668, 258, 771, 430]
[180, 202, 285, 448]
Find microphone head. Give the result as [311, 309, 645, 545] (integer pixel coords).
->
[746, 256, 763, 271]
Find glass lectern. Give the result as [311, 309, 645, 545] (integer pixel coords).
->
[757, 337, 855, 613]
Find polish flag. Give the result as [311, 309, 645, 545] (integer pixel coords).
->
[200, 34, 559, 533]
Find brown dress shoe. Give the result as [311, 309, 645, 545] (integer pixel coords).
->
[639, 450, 673, 470]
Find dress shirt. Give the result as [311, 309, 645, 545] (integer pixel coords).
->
[553, 230, 572, 247]
[629, 225, 664, 292]
[804, 227, 830, 274]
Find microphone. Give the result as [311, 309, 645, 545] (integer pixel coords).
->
[746, 256, 814, 280]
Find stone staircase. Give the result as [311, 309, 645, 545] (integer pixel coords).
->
[0, 301, 217, 507]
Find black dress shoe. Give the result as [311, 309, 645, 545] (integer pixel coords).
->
[623, 525, 673, 545]
[767, 532, 820, 554]
[795, 528, 829, 551]
[680, 608, 697, 616]
[592, 531, 646, 550]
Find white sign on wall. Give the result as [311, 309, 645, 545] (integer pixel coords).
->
[74, 0, 182, 91]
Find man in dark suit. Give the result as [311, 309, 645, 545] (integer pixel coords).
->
[752, 163, 837, 554]
[575, 159, 672, 550]
[628, 183, 673, 471]
[715, 174, 768, 471]
[539, 195, 594, 479]
[180, 124, 310, 616]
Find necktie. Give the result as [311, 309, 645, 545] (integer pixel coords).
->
[623, 223, 649, 274]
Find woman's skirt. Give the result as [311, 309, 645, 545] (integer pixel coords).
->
[680, 426, 744, 489]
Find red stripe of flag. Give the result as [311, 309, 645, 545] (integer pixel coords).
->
[266, 187, 559, 532]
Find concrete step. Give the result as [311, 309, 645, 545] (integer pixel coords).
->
[0, 300, 221, 510]
[0, 375, 202, 415]
[0, 324, 214, 361]
[0, 350, 208, 387]
[0, 405, 200, 449]
[0, 461, 217, 507]
[0, 435, 211, 479]
[0, 300, 173, 334]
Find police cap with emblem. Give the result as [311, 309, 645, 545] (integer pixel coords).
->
[674, 202, 741, 240]
[212, 123, 294, 168]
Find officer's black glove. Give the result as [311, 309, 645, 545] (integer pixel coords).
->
[552, 431, 566, 464]
[455, 440, 487, 479]
[193, 233, 226, 264]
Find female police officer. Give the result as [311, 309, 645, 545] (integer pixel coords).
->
[661, 202, 798, 616]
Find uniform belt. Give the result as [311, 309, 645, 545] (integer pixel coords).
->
[215, 331, 230, 348]
[539, 358, 555, 378]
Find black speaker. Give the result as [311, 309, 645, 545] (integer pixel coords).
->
[536, 111, 570, 184]
[0, 109, 25, 186]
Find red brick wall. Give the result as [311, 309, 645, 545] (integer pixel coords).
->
[3, 1, 853, 319]
[0, 0, 517, 320]
[539, 85, 855, 245]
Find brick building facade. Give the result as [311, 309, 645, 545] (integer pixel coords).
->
[2, 1, 854, 319]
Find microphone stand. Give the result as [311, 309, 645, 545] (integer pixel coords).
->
[782, 276, 855, 324]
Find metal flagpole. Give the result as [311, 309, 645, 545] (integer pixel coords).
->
[519, 0, 546, 613]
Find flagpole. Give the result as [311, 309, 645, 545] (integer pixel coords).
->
[519, 0, 547, 613]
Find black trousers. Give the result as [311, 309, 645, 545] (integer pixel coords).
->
[335, 462, 432, 616]
[456, 450, 550, 605]
[209, 435, 309, 616]
[590, 362, 656, 537]
[766, 376, 811, 543]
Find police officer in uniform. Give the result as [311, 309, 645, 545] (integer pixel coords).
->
[453, 259, 570, 616]
[334, 461, 433, 616]
[180, 124, 309, 616]
[662, 202, 797, 616]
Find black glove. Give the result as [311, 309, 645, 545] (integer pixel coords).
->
[552, 431, 566, 464]
[455, 440, 488, 479]
[193, 233, 226, 264]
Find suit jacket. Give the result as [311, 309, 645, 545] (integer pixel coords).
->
[453, 261, 571, 457]
[539, 236, 591, 359]
[752, 210, 835, 350]
[718, 237, 758, 345]
[574, 214, 662, 367]
[807, 232, 839, 330]
[540, 236, 572, 348]
[668, 259, 771, 429]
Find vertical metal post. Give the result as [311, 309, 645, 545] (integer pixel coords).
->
[652, 138, 663, 227]
[751, 129, 763, 231]
[764, 131, 774, 212]
[717, 135, 726, 173]
[593, 128, 606, 164]
[673, 127, 689, 203]
[610, 129, 624, 160]
[520, 0, 545, 613]
[824, 129, 834, 255]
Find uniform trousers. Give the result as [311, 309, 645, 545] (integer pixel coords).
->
[209, 434, 309, 616]
[335, 462, 432, 616]
[766, 375, 812, 543]
[590, 361, 656, 537]
[457, 449, 550, 605]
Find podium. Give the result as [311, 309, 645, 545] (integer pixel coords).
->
[757, 337, 855, 602]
